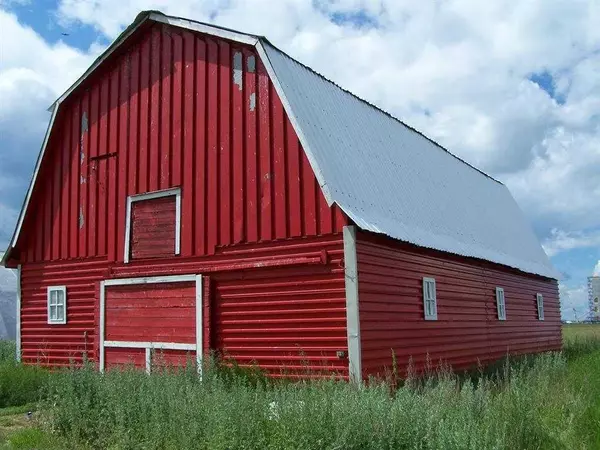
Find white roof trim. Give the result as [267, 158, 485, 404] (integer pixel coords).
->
[150, 13, 259, 46]
[255, 41, 334, 205]
[1, 104, 58, 267]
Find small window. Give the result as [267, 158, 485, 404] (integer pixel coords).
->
[423, 277, 437, 320]
[496, 287, 506, 321]
[47, 286, 67, 325]
[536, 293, 544, 321]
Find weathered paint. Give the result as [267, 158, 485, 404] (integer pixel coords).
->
[13, 23, 346, 266]
[355, 231, 561, 379]
[130, 196, 177, 260]
[104, 282, 196, 342]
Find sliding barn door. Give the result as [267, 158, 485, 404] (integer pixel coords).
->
[99, 275, 202, 373]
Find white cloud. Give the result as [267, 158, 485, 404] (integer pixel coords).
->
[559, 283, 589, 321]
[1, 0, 599, 264]
[0, 9, 99, 249]
[594, 260, 600, 277]
[542, 229, 600, 258]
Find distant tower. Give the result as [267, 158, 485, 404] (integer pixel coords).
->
[589, 277, 600, 322]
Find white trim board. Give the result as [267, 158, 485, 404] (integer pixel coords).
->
[99, 274, 202, 375]
[343, 226, 362, 384]
[255, 41, 334, 205]
[15, 265, 21, 362]
[150, 13, 258, 46]
[103, 274, 195, 286]
[124, 187, 182, 263]
[104, 341, 197, 351]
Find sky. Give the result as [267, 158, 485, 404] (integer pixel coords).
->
[0, 0, 599, 321]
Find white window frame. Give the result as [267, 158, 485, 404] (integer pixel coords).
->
[423, 277, 437, 321]
[47, 285, 67, 325]
[496, 287, 506, 321]
[124, 187, 181, 263]
[536, 293, 544, 321]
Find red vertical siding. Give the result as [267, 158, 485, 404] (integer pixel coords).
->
[104, 282, 196, 343]
[130, 195, 177, 260]
[13, 23, 350, 266]
[356, 232, 561, 379]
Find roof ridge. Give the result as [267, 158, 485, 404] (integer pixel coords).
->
[259, 38, 503, 186]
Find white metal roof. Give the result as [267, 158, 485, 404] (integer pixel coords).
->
[261, 42, 558, 279]
[2, 12, 558, 279]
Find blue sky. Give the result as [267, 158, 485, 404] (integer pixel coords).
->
[1, 0, 599, 320]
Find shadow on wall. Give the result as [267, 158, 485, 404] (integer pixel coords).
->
[0, 257, 17, 340]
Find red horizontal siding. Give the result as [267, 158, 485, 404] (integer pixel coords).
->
[15, 23, 346, 265]
[105, 347, 146, 370]
[356, 232, 561, 379]
[104, 282, 196, 343]
[20, 234, 347, 377]
[130, 195, 176, 260]
[19, 258, 109, 366]
[110, 234, 348, 378]
[152, 350, 196, 370]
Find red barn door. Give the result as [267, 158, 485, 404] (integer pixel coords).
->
[99, 275, 202, 373]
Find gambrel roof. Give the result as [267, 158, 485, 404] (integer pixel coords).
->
[2, 11, 558, 279]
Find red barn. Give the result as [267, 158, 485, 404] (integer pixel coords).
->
[2, 11, 561, 382]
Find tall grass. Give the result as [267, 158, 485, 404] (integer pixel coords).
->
[0, 340, 16, 363]
[43, 351, 590, 450]
[0, 340, 49, 408]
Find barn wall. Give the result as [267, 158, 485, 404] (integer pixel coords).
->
[110, 234, 348, 378]
[356, 232, 561, 379]
[19, 258, 109, 366]
[16, 22, 346, 265]
[20, 234, 348, 378]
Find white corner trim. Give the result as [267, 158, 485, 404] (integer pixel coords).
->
[343, 226, 362, 384]
[150, 13, 259, 46]
[195, 275, 203, 377]
[123, 187, 182, 263]
[99, 280, 106, 372]
[255, 41, 334, 206]
[15, 265, 21, 362]
[99, 274, 202, 373]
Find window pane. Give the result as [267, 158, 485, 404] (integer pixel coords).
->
[57, 290, 65, 307]
[57, 306, 64, 321]
[50, 305, 57, 321]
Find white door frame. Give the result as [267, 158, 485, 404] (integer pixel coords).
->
[99, 274, 203, 375]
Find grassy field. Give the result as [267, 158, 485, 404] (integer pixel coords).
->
[1, 324, 599, 449]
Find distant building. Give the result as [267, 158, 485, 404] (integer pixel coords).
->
[1, 11, 561, 380]
[0, 255, 17, 340]
[589, 277, 600, 322]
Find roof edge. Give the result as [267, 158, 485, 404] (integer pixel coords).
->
[255, 39, 335, 205]
[3, 104, 59, 266]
